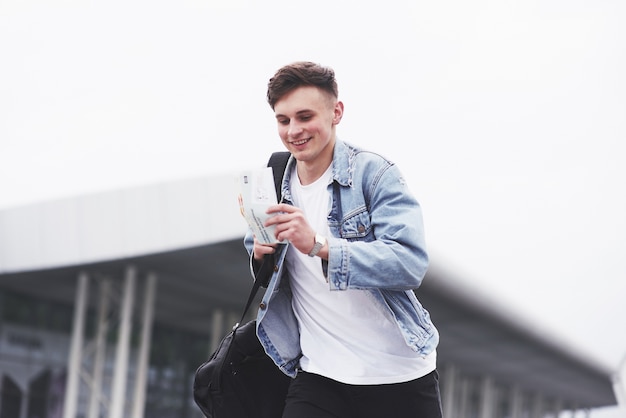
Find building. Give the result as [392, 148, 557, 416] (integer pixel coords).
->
[0, 173, 618, 418]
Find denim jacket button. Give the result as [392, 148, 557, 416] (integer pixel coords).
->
[358, 225, 365, 233]
[259, 302, 267, 310]
[273, 265, 279, 272]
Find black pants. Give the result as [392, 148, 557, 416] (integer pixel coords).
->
[282, 370, 443, 418]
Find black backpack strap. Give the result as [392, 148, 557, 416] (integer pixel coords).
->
[249, 152, 290, 289]
[267, 152, 291, 201]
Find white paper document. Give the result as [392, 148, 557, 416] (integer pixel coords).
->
[237, 167, 281, 244]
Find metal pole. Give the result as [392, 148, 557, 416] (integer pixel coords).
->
[479, 375, 494, 418]
[458, 377, 469, 418]
[108, 265, 136, 418]
[20, 388, 28, 418]
[441, 364, 457, 418]
[210, 309, 224, 354]
[88, 279, 111, 418]
[531, 392, 543, 418]
[63, 271, 89, 418]
[131, 272, 158, 418]
[553, 397, 563, 417]
[509, 385, 523, 418]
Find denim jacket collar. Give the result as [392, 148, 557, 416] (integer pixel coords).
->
[281, 138, 355, 203]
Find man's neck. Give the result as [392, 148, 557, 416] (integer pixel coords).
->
[296, 147, 334, 185]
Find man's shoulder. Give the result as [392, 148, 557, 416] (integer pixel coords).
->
[333, 139, 397, 190]
[335, 138, 393, 165]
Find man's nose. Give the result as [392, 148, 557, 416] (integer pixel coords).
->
[288, 121, 303, 137]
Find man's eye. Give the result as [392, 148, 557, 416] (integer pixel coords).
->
[299, 115, 312, 121]
[277, 119, 289, 125]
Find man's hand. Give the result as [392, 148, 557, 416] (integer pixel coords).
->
[264, 203, 316, 256]
[252, 237, 277, 261]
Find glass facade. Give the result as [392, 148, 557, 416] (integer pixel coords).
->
[0, 288, 206, 418]
[438, 363, 578, 418]
[0, 285, 600, 418]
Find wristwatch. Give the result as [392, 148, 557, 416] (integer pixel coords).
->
[308, 233, 327, 257]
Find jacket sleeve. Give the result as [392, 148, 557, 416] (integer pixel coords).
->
[326, 163, 429, 291]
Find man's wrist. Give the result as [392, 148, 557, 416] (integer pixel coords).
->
[308, 233, 327, 257]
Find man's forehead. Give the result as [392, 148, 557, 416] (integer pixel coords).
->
[274, 87, 336, 114]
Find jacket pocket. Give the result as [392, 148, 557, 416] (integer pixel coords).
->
[340, 208, 372, 240]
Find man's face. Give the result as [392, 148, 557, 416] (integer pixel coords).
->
[273, 86, 343, 164]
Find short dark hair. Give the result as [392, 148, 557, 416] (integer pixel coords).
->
[267, 61, 338, 109]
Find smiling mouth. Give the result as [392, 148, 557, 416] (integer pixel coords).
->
[291, 138, 311, 146]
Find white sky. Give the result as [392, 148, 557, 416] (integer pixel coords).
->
[1, 0, 625, 415]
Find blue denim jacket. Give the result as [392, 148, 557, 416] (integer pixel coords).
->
[243, 139, 439, 378]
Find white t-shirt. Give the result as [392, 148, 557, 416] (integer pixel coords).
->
[286, 164, 436, 385]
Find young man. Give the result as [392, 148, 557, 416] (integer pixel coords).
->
[244, 61, 442, 418]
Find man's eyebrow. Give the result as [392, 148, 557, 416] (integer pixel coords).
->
[275, 109, 314, 119]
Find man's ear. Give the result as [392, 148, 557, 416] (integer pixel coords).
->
[333, 101, 344, 125]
